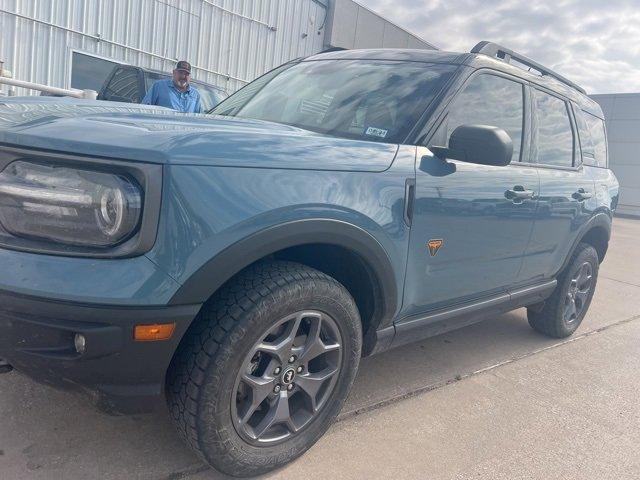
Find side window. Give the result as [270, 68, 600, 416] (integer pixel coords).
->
[104, 68, 140, 103]
[574, 107, 594, 161]
[532, 90, 574, 167]
[445, 74, 524, 163]
[583, 112, 608, 168]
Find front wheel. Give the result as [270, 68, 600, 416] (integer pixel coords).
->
[527, 242, 599, 338]
[166, 261, 362, 477]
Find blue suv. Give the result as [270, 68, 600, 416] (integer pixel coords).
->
[0, 42, 618, 477]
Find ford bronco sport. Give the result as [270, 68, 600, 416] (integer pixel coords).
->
[0, 42, 618, 477]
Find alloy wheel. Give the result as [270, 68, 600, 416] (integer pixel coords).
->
[231, 310, 343, 445]
[564, 262, 593, 324]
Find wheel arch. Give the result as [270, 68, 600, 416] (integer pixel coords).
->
[168, 219, 399, 354]
[558, 213, 611, 274]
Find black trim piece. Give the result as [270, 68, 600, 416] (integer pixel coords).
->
[0, 145, 162, 258]
[169, 219, 399, 327]
[471, 41, 586, 94]
[387, 280, 556, 350]
[366, 325, 395, 356]
[403, 178, 415, 226]
[556, 212, 612, 273]
[0, 288, 201, 413]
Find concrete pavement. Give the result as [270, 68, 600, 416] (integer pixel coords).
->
[1, 217, 639, 479]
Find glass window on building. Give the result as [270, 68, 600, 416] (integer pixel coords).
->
[71, 52, 118, 92]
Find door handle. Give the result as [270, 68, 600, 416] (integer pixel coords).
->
[505, 186, 535, 202]
[572, 189, 593, 201]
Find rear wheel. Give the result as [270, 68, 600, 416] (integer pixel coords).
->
[527, 243, 599, 338]
[166, 260, 362, 477]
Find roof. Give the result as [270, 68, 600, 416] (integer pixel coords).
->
[304, 48, 466, 64]
[306, 47, 601, 118]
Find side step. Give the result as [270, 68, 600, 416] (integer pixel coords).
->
[0, 358, 13, 374]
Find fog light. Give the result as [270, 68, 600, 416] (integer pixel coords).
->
[74, 333, 86, 354]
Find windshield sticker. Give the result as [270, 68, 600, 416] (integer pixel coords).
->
[365, 126, 388, 138]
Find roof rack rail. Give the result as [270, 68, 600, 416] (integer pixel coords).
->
[470, 41, 586, 95]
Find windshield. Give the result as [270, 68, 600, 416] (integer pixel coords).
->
[210, 60, 455, 143]
[196, 84, 228, 110]
[144, 72, 227, 110]
[145, 71, 168, 91]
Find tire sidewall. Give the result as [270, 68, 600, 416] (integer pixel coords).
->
[196, 274, 361, 475]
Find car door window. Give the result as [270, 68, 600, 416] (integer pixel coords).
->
[574, 107, 594, 163]
[575, 109, 607, 168]
[444, 73, 524, 163]
[104, 68, 140, 103]
[532, 90, 574, 167]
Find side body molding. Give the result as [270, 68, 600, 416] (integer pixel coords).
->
[168, 219, 399, 327]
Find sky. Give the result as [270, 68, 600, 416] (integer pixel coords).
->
[358, 0, 640, 94]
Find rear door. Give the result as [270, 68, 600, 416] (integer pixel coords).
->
[519, 88, 596, 282]
[402, 72, 539, 318]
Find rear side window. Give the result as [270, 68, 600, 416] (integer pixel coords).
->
[532, 90, 574, 167]
[574, 108, 594, 159]
[582, 112, 607, 168]
[445, 74, 524, 163]
[103, 68, 140, 103]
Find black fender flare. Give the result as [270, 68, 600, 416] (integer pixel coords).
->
[557, 212, 612, 275]
[168, 219, 399, 326]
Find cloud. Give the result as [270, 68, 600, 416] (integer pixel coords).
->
[358, 0, 640, 94]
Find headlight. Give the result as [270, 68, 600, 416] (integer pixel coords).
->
[0, 161, 142, 247]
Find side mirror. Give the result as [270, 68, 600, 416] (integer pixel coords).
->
[430, 125, 513, 166]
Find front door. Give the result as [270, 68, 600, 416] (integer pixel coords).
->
[402, 72, 539, 318]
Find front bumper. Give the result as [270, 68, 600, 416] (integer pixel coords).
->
[0, 289, 200, 413]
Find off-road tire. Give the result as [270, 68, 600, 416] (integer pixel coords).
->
[166, 260, 362, 477]
[527, 243, 599, 338]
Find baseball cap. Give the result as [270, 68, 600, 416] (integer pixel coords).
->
[175, 61, 191, 74]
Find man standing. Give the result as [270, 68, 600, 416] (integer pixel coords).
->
[142, 60, 202, 113]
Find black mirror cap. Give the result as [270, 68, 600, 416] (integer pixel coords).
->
[448, 124, 513, 166]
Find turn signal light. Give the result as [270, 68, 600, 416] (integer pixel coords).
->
[134, 323, 176, 341]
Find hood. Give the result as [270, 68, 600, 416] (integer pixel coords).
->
[0, 99, 399, 172]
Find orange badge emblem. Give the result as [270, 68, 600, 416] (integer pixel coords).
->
[427, 239, 443, 257]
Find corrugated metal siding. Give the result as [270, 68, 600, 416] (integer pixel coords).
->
[0, 0, 327, 95]
[591, 93, 640, 217]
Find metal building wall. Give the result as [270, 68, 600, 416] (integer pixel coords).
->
[591, 93, 640, 217]
[325, 0, 436, 50]
[0, 0, 328, 95]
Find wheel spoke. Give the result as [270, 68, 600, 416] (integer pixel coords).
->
[575, 289, 589, 307]
[256, 313, 304, 364]
[299, 313, 340, 363]
[296, 366, 339, 412]
[238, 374, 274, 424]
[252, 392, 296, 439]
[564, 297, 577, 322]
[575, 263, 592, 289]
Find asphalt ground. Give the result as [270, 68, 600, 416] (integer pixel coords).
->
[1, 217, 639, 480]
